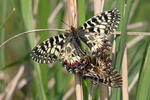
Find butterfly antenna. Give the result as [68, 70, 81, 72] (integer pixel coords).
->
[60, 19, 71, 29]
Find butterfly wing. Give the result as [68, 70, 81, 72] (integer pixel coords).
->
[60, 38, 87, 73]
[78, 8, 120, 35]
[82, 51, 122, 88]
[30, 32, 87, 73]
[78, 9, 120, 55]
[79, 32, 111, 54]
[83, 68, 122, 88]
[30, 33, 69, 63]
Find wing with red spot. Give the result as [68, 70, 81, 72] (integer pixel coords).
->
[59, 40, 87, 73]
[80, 33, 111, 55]
[78, 9, 120, 55]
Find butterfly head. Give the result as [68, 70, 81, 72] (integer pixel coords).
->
[70, 26, 79, 38]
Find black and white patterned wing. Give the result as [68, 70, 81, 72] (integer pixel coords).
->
[82, 51, 122, 88]
[60, 39, 87, 73]
[83, 68, 122, 88]
[78, 9, 120, 55]
[30, 33, 69, 63]
[80, 33, 111, 54]
[78, 8, 120, 35]
[30, 32, 87, 73]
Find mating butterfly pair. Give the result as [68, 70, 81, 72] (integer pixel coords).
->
[30, 9, 122, 87]
[82, 48, 122, 88]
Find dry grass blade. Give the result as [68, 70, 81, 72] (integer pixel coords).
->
[48, 0, 67, 24]
[127, 22, 148, 30]
[62, 86, 75, 100]
[128, 0, 139, 23]
[5, 65, 25, 100]
[48, 78, 55, 89]
[66, 0, 83, 100]
[127, 36, 144, 48]
[17, 77, 32, 89]
[33, 0, 39, 27]
[112, 35, 117, 63]
[75, 75, 83, 100]
[128, 73, 139, 92]
[122, 48, 129, 100]
[88, 82, 93, 100]
[93, 0, 104, 14]
[100, 84, 109, 100]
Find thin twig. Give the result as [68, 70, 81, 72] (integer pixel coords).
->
[0, 28, 65, 48]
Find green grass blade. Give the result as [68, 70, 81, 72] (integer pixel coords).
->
[135, 39, 150, 100]
[37, 0, 50, 41]
[104, 0, 115, 10]
[77, 0, 85, 26]
[0, 0, 7, 93]
[0, 0, 7, 69]
[36, 0, 51, 96]
[1, 55, 29, 70]
[111, 0, 133, 100]
[110, 0, 124, 99]
[20, 0, 47, 100]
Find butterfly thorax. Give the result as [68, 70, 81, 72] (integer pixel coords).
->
[70, 26, 79, 39]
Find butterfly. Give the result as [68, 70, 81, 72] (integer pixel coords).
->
[30, 8, 120, 73]
[82, 48, 122, 88]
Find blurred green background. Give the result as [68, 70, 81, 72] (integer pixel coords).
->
[0, 0, 150, 100]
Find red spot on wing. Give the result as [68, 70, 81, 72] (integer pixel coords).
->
[39, 43, 43, 46]
[75, 61, 79, 63]
[67, 63, 70, 66]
